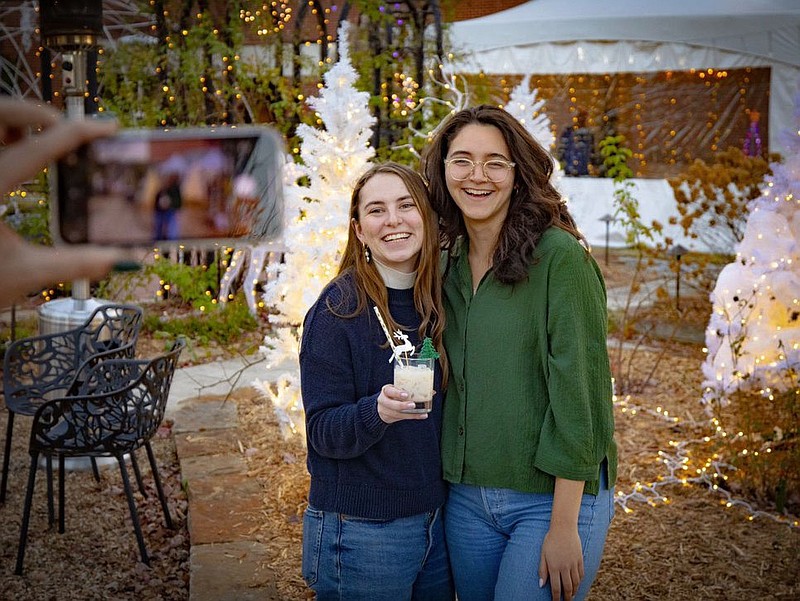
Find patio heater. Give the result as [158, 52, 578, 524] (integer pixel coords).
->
[37, 0, 109, 335]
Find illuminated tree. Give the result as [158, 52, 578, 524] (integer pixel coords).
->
[260, 24, 376, 440]
[701, 84, 800, 511]
[504, 74, 556, 156]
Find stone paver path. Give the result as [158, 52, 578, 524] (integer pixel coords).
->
[171, 394, 280, 601]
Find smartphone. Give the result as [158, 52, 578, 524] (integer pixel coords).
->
[53, 125, 285, 246]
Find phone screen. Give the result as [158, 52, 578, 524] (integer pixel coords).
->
[54, 126, 284, 246]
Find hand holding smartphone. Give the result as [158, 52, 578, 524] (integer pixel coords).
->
[53, 125, 285, 247]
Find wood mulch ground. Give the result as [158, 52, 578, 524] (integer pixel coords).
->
[0, 297, 264, 599]
[0, 417, 190, 600]
[234, 343, 800, 600]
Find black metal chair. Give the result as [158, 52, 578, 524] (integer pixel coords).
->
[1, 303, 143, 507]
[15, 338, 185, 575]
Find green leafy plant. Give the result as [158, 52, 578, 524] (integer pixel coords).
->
[151, 258, 220, 311]
[99, 4, 252, 126]
[598, 134, 634, 181]
[142, 293, 258, 346]
[3, 169, 52, 245]
[0, 313, 38, 359]
[600, 134, 682, 394]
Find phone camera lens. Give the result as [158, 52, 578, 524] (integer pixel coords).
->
[62, 60, 74, 71]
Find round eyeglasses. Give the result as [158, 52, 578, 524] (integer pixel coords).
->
[444, 157, 516, 183]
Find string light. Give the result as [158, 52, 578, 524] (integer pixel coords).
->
[613, 402, 799, 528]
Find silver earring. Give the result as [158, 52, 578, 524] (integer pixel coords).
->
[364, 245, 372, 263]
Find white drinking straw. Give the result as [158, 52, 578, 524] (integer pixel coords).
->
[373, 306, 399, 363]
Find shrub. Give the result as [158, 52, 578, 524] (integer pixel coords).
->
[151, 257, 220, 311]
[710, 386, 799, 515]
[142, 293, 258, 346]
[668, 147, 774, 255]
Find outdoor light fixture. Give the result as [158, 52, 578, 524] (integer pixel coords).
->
[668, 244, 689, 310]
[599, 213, 615, 265]
[39, 0, 104, 116]
[37, 0, 106, 325]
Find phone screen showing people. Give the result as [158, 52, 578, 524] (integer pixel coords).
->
[55, 126, 284, 246]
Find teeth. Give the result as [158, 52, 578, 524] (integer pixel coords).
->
[465, 189, 491, 196]
[384, 233, 410, 241]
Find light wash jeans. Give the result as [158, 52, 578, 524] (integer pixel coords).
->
[302, 506, 454, 601]
[445, 465, 614, 601]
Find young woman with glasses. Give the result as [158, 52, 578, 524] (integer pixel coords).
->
[422, 105, 617, 601]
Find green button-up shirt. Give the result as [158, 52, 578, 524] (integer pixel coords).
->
[441, 227, 617, 495]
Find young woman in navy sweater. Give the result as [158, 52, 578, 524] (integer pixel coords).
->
[299, 162, 453, 601]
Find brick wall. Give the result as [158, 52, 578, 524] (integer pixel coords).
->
[448, 0, 529, 22]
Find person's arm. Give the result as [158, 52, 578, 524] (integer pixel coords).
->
[533, 232, 614, 599]
[0, 98, 132, 307]
[0, 223, 131, 307]
[302, 351, 428, 460]
[300, 296, 426, 460]
[538, 477, 586, 601]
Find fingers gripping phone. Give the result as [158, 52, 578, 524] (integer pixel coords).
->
[53, 125, 285, 246]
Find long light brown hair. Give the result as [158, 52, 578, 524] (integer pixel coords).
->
[333, 162, 448, 384]
[421, 104, 586, 284]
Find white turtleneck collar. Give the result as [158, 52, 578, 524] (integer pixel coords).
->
[374, 259, 416, 290]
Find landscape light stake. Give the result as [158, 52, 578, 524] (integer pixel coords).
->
[599, 213, 615, 265]
[668, 244, 688, 310]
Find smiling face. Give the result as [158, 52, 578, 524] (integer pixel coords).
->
[352, 172, 424, 272]
[445, 123, 515, 233]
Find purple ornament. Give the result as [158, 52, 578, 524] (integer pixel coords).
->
[743, 113, 763, 157]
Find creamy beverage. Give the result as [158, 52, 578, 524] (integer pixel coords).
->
[395, 357, 435, 413]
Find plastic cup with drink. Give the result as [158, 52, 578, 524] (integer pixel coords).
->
[395, 355, 435, 414]
[372, 307, 439, 415]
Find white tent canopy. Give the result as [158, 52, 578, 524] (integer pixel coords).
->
[448, 0, 800, 253]
[449, 0, 800, 157]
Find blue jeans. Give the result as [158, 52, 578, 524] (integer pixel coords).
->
[302, 506, 454, 601]
[445, 466, 614, 601]
[154, 209, 179, 240]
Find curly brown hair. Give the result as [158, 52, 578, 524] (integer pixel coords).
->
[421, 104, 586, 284]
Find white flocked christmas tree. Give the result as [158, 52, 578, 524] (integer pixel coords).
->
[701, 82, 800, 414]
[504, 74, 556, 155]
[259, 23, 376, 441]
[504, 75, 567, 203]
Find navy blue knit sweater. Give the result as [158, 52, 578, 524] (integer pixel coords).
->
[299, 271, 447, 519]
